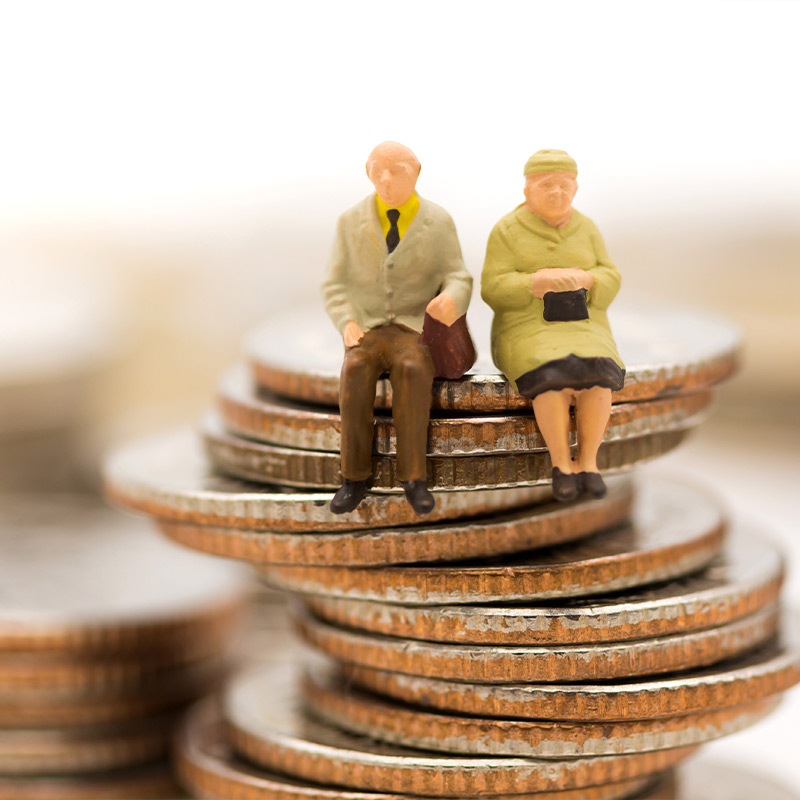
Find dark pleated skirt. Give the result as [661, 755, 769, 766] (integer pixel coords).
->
[515, 354, 625, 400]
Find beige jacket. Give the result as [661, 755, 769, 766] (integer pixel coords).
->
[322, 194, 473, 336]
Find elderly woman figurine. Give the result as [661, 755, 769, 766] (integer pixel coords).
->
[481, 149, 625, 502]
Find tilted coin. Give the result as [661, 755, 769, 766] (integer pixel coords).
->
[156, 480, 634, 567]
[0, 655, 227, 728]
[259, 479, 725, 603]
[223, 664, 700, 796]
[656, 760, 800, 800]
[293, 602, 780, 683]
[246, 303, 740, 411]
[0, 762, 179, 800]
[218, 365, 712, 455]
[205, 414, 692, 491]
[0, 715, 175, 775]
[303, 663, 780, 757]
[0, 497, 248, 654]
[341, 624, 800, 721]
[302, 528, 784, 642]
[176, 699, 665, 800]
[104, 429, 552, 532]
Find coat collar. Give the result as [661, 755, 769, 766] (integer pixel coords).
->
[513, 204, 584, 241]
[357, 193, 432, 255]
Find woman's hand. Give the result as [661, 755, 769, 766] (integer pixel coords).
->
[530, 268, 595, 298]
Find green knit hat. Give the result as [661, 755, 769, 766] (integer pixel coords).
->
[523, 149, 578, 177]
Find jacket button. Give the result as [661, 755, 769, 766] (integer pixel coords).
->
[389, 313, 396, 321]
[387, 262, 394, 268]
[387, 289, 394, 297]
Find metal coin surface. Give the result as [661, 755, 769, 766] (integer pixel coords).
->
[0, 763, 179, 800]
[294, 602, 779, 683]
[341, 624, 800, 721]
[176, 699, 664, 800]
[301, 528, 783, 642]
[204, 414, 692, 491]
[303, 664, 780, 757]
[0, 656, 227, 728]
[246, 303, 740, 411]
[104, 429, 552, 532]
[223, 664, 699, 796]
[259, 479, 725, 604]
[0, 497, 248, 654]
[156, 480, 634, 567]
[218, 365, 713, 455]
[0, 716, 175, 775]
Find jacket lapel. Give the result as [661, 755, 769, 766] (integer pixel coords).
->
[357, 195, 385, 262]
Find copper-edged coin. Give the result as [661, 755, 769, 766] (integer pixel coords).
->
[218, 365, 713, 455]
[246, 303, 740, 411]
[0, 655, 228, 727]
[104, 429, 552, 532]
[0, 762, 179, 799]
[156, 480, 634, 567]
[302, 528, 783, 642]
[341, 622, 800, 721]
[176, 699, 665, 800]
[0, 497, 248, 655]
[293, 603, 780, 683]
[303, 663, 780, 757]
[223, 664, 699, 796]
[260, 479, 725, 604]
[0, 715, 176, 775]
[204, 415, 692, 491]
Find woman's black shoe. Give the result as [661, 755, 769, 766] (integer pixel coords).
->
[330, 477, 371, 514]
[401, 480, 435, 515]
[551, 467, 580, 502]
[579, 471, 607, 498]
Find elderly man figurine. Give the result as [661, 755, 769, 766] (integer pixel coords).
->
[322, 141, 473, 515]
[481, 149, 625, 502]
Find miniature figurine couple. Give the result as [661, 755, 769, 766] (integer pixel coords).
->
[322, 142, 625, 515]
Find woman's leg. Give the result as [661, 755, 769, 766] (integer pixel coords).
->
[574, 386, 612, 472]
[532, 389, 574, 472]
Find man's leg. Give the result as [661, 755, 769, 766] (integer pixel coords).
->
[389, 332, 435, 513]
[332, 334, 385, 514]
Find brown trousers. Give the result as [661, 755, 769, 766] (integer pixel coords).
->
[339, 325, 435, 482]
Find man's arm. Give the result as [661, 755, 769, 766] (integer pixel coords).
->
[321, 215, 358, 337]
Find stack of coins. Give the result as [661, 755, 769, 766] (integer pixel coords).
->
[0, 497, 249, 799]
[103, 302, 800, 799]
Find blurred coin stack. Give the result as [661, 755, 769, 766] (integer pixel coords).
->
[104, 303, 800, 799]
[0, 498, 249, 799]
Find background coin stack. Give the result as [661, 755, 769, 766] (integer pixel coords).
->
[0, 497, 249, 800]
[104, 301, 800, 799]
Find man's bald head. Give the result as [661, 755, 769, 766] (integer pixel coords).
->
[366, 141, 421, 208]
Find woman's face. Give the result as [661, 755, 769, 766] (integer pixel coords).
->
[524, 170, 578, 220]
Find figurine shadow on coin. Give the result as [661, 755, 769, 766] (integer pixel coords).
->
[481, 149, 625, 503]
[321, 141, 475, 517]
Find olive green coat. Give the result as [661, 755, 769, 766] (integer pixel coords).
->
[481, 205, 624, 390]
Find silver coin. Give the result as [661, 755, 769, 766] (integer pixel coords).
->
[223, 663, 700, 796]
[303, 660, 781, 757]
[103, 428, 553, 532]
[292, 602, 779, 683]
[0, 496, 249, 651]
[338, 620, 800, 721]
[246, 302, 740, 411]
[218, 365, 713, 455]
[259, 478, 725, 604]
[302, 527, 784, 642]
[204, 414, 693, 491]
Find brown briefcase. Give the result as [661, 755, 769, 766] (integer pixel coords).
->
[419, 313, 477, 380]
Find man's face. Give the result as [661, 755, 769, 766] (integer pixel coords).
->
[524, 170, 578, 220]
[367, 151, 420, 208]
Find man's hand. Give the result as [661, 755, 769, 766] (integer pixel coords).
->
[426, 293, 459, 326]
[343, 320, 366, 348]
[530, 268, 594, 298]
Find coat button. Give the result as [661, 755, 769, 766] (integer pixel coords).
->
[387, 262, 394, 268]
[387, 289, 394, 297]
[548, 243, 556, 250]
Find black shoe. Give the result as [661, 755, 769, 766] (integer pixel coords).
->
[401, 480, 435, 515]
[330, 477, 371, 514]
[578, 471, 607, 498]
[551, 467, 580, 502]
